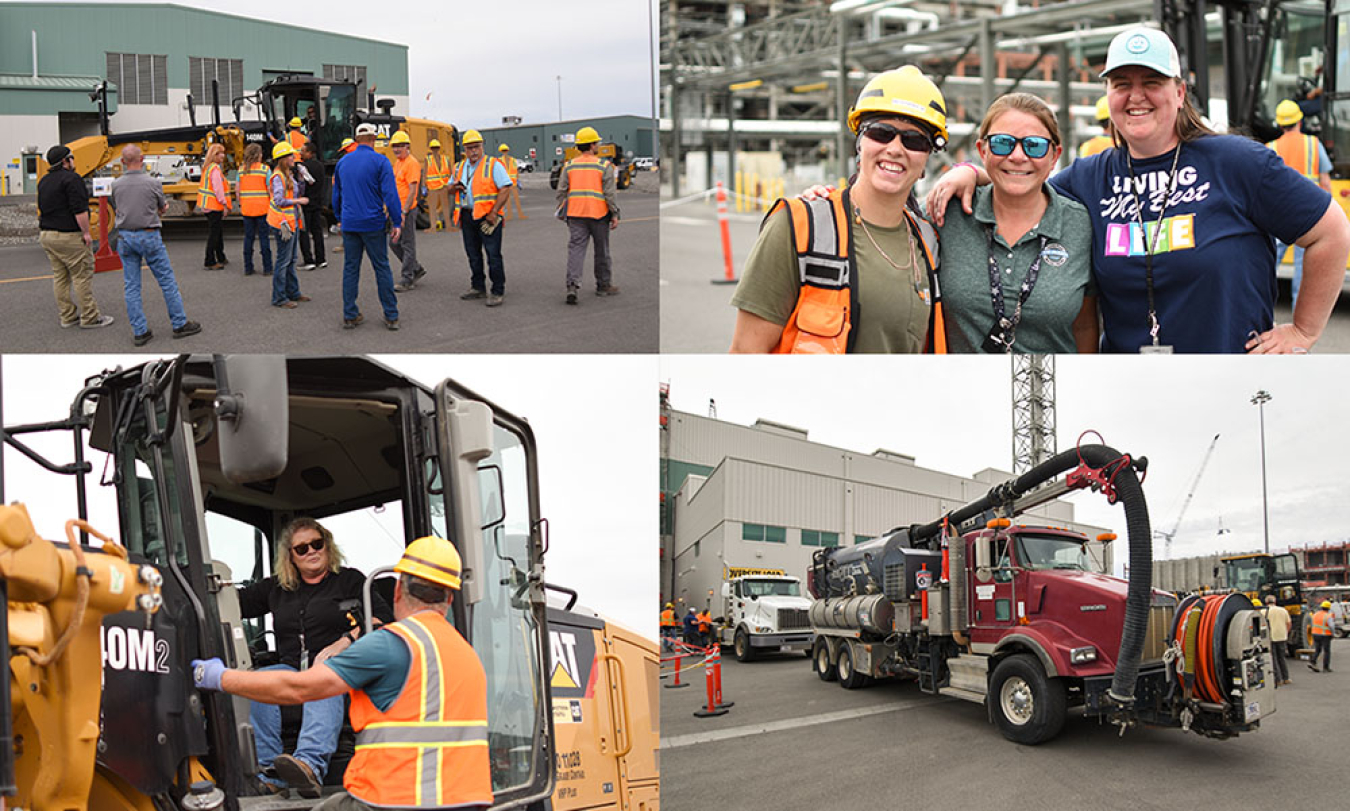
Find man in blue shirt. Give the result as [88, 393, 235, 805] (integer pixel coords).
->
[453, 130, 513, 307]
[331, 123, 403, 330]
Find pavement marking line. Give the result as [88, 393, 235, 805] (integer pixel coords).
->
[661, 696, 955, 749]
[1, 274, 54, 284]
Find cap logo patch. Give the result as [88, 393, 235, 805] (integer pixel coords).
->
[1126, 34, 1151, 54]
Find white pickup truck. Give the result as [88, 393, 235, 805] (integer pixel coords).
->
[717, 569, 815, 661]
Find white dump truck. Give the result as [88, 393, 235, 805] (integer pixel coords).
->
[716, 567, 815, 661]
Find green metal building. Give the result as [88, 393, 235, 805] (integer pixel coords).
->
[0, 2, 408, 193]
[478, 115, 657, 172]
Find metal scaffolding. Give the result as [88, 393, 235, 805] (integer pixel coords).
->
[1011, 355, 1056, 475]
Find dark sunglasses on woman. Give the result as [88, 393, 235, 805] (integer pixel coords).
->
[985, 133, 1052, 159]
[291, 537, 327, 555]
[860, 122, 935, 153]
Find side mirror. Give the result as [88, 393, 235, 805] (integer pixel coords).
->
[721, 582, 732, 599]
[214, 355, 288, 484]
[975, 536, 991, 570]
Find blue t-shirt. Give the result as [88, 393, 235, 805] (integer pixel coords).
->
[323, 626, 412, 712]
[1050, 134, 1330, 353]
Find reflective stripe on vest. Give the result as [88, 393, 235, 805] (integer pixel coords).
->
[660, 609, 676, 627]
[470, 158, 503, 220]
[503, 155, 518, 183]
[347, 613, 493, 809]
[426, 154, 450, 190]
[237, 164, 270, 217]
[197, 163, 231, 212]
[1267, 132, 1319, 180]
[266, 170, 300, 231]
[565, 156, 608, 219]
[1312, 610, 1333, 636]
[765, 187, 945, 355]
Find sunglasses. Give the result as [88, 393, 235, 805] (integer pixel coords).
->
[985, 133, 1053, 159]
[860, 123, 934, 153]
[291, 537, 327, 556]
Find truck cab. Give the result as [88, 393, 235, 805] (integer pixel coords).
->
[718, 572, 813, 661]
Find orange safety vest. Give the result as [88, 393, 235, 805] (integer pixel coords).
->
[1311, 609, 1333, 636]
[660, 609, 676, 628]
[765, 186, 944, 355]
[502, 155, 518, 183]
[237, 163, 270, 217]
[564, 155, 609, 219]
[1078, 134, 1113, 159]
[288, 129, 308, 152]
[196, 162, 231, 212]
[1267, 131, 1320, 180]
[697, 612, 710, 632]
[347, 612, 493, 809]
[265, 169, 302, 232]
[469, 157, 505, 220]
[426, 153, 450, 191]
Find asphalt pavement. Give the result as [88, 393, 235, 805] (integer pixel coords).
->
[660, 192, 1350, 354]
[1, 173, 658, 353]
[661, 644, 1349, 810]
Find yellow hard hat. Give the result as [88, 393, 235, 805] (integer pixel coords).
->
[576, 126, 601, 145]
[340, 138, 354, 151]
[289, 117, 303, 128]
[462, 130, 484, 146]
[390, 130, 411, 146]
[1252, 598, 1264, 607]
[499, 144, 510, 152]
[1322, 600, 1333, 609]
[846, 65, 948, 147]
[271, 141, 296, 161]
[1275, 99, 1304, 127]
[429, 139, 441, 148]
[665, 602, 673, 609]
[394, 536, 464, 591]
[1095, 95, 1110, 122]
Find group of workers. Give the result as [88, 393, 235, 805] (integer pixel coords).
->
[728, 25, 1350, 355]
[659, 602, 712, 650]
[191, 521, 493, 809]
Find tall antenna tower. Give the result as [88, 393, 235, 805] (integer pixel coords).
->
[1011, 356, 1056, 474]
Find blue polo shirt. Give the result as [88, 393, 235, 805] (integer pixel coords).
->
[331, 144, 403, 233]
[322, 626, 412, 712]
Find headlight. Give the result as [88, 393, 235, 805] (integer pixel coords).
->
[1070, 646, 1097, 664]
[753, 626, 770, 633]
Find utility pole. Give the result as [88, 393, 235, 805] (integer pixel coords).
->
[1251, 389, 1272, 554]
[556, 75, 563, 121]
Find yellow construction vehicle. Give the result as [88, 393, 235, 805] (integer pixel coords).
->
[1221, 552, 1306, 656]
[2, 355, 656, 811]
[549, 143, 635, 192]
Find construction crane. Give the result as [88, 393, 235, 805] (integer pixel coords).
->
[1155, 433, 1220, 557]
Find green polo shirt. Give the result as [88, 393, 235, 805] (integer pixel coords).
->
[933, 184, 1095, 353]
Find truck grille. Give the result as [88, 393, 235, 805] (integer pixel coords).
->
[778, 607, 811, 630]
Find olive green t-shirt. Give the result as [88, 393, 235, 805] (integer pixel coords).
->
[730, 207, 931, 354]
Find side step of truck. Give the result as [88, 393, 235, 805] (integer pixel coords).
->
[944, 655, 989, 696]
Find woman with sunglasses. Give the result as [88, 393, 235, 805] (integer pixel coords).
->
[933, 93, 1097, 353]
[928, 26, 1350, 353]
[237, 517, 394, 796]
[729, 66, 948, 353]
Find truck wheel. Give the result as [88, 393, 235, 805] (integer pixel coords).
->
[836, 645, 870, 689]
[990, 654, 1066, 745]
[734, 628, 756, 662]
[814, 638, 836, 682]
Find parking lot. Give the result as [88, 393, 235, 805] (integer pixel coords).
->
[0, 172, 658, 353]
[661, 643, 1349, 811]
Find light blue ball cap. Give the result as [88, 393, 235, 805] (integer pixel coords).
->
[1100, 26, 1182, 79]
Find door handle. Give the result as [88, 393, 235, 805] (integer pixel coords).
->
[598, 653, 632, 757]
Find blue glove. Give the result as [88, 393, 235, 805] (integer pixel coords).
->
[191, 657, 226, 691]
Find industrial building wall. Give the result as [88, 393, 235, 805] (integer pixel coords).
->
[669, 470, 729, 611]
[0, 114, 57, 192]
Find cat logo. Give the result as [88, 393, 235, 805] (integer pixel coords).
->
[549, 629, 596, 698]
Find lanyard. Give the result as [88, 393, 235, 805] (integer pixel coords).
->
[985, 227, 1048, 351]
[1125, 144, 1183, 346]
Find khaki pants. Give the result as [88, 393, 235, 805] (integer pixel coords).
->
[427, 187, 450, 230]
[39, 230, 102, 325]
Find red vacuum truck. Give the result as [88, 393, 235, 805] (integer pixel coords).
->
[807, 442, 1275, 745]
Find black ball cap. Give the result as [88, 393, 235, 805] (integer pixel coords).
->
[46, 145, 72, 165]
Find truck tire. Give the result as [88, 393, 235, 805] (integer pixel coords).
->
[734, 627, 757, 662]
[813, 638, 836, 682]
[1288, 615, 1303, 658]
[989, 654, 1066, 745]
[836, 644, 870, 689]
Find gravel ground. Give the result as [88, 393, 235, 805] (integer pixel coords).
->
[0, 202, 38, 246]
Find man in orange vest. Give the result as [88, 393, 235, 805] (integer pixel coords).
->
[287, 117, 309, 152]
[1309, 599, 1336, 672]
[424, 139, 452, 232]
[556, 126, 620, 305]
[387, 130, 426, 293]
[660, 602, 677, 651]
[452, 129, 512, 307]
[192, 535, 492, 810]
[696, 608, 712, 648]
[498, 144, 527, 220]
[1267, 99, 1333, 308]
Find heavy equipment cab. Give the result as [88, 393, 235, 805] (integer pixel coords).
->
[4, 356, 555, 811]
[247, 75, 371, 163]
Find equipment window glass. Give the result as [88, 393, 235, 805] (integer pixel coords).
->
[995, 599, 1012, 622]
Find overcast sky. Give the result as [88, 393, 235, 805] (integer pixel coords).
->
[0, 355, 657, 639]
[659, 356, 1350, 575]
[54, 0, 658, 129]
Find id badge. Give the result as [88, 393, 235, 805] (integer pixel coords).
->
[981, 320, 1012, 354]
[1140, 344, 1174, 354]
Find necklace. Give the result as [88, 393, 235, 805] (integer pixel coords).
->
[854, 208, 925, 300]
[1125, 143, 1183, 347]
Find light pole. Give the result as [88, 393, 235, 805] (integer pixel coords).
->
[556, 75, 563, 121]
[1251, 389, 1272, 554]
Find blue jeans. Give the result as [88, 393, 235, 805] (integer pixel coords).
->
[250, 664, 344, 784]
[1277, 239, 1306, 308]
[243, 215, 273, 275]
[341, 229, 399, 321]
[117, 229, 187, 335]
[272, 226, 301, 305]
[461, 212, 505, 295]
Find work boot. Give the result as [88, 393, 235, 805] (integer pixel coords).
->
[343, 314, 365, 329]
[566, 287, 578, 305]
[596, 285, 620, 297]
[460, 289, 486, 300]
[1309, 663, 1320, 672]
[486, 294, 504, 307]
[172, 321, 202, 339]
[133, 330, 153, 347]
[384, 318, 400, 331]
[272, 754, 320, 799]
[394, 281, 416, 293]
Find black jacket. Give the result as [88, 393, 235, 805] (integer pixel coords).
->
[238, 567, 393, 670]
